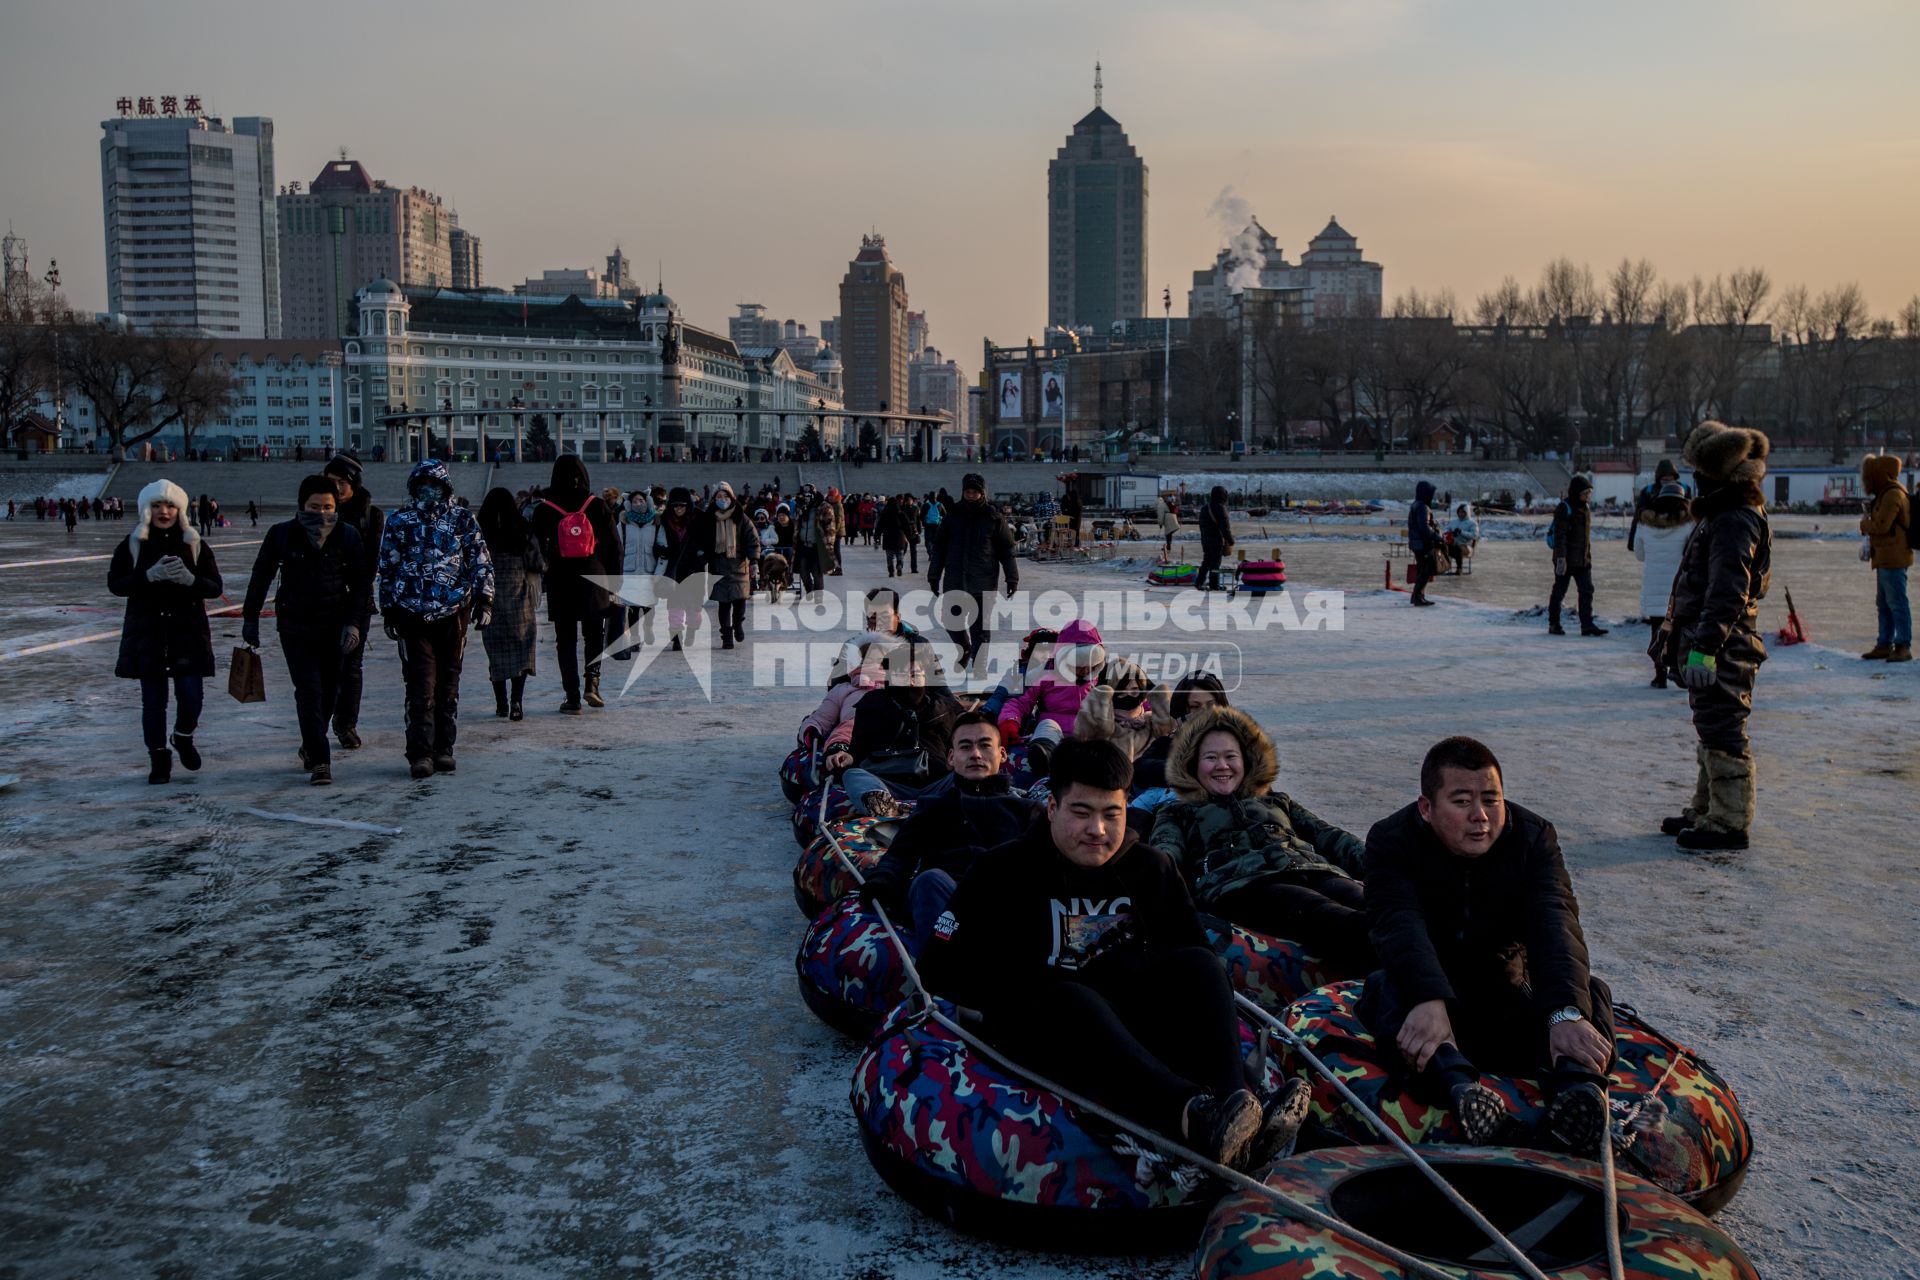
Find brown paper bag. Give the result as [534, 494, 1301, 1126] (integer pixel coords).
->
[228, 646, 266, 703]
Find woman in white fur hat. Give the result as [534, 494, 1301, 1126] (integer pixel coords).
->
[108, 478, 224, 784]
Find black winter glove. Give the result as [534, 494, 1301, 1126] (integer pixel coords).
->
[383, 616, 402, 642]
[470, 598, 492, 628]
[340, 625, 361, 655]
[241, 618, 261, 649]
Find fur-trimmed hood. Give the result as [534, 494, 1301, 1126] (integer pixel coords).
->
[131, 478, 199, 553]
[1165, 705, 1277, 802]
[1862, 453, 1902, 494]
[1683, 421, 1769, 487]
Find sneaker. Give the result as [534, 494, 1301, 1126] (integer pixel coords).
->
[170, 732, 201, 771]
[1547, 624, 1567, 636]
[1580, 624, 1610, 636]
[1449, 1081, 1509, 1145]
[1891, 645, 1913, 664]
[409, 758, 435, 780]
[1186, 1089, 1262, 1168]
[1245, 1078, 1312, 1169]
[1861, 644, 1892, 660]
[432, 754, 456, 774]
[1677, 825, 1748, 852]
[860, 790, 905, 819]
[1545, 1082, 1609, 1157]
[559, 700, 583, 716]
[335, 726, 363, 750]
[309, 763, 333, 786]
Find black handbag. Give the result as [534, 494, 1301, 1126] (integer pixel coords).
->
[862, 747, 930, 784]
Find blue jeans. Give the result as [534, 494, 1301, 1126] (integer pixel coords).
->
[140, 675, 204, 750]
[1877, 567, 1912, 647]
[842, 767, 938, 814]
[907, 869, 959, 957]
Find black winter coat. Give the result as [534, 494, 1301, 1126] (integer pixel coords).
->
[861, 775, 1035, 913]
[1199, 497, 1234, 554]
[652, 517, 704, 583]
[338, 488, 386, 588]
[849, 687, 962, 770]
[922, 825, 1206, 1016]
[1363, 799, 1597, 1021]
[928, 500, 1018, 595]
[1549, 498, 1593, 569]
[243, 522, 372, 635]
[530, 491, 621, 622]
[108, 526, 223, 680]
[1669, 486, 1771, 666]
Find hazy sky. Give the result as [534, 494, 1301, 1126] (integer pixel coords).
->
[5, 0, 1918, 356]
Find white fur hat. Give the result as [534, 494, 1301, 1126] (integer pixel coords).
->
[133, 478, 197, 548]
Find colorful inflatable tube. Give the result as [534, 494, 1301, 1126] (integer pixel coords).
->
[791, 813, 897, 918]
[1204, 916, 1342, 1015]
[795, 895, 912, 1039]
[1148, 563, 1200, 586]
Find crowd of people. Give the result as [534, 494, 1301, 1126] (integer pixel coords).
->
[10, 495, 127, 526]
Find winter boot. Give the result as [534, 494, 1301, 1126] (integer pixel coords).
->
[492, 680, 510, 718]
[859, 790, 905, 820]
[509, 676, 526, 721]
[1662, 745, 1712, 836]
[583, 666, 605, 708]
[409, 757, 435, 780]
[721, 627, 735, 651]
[147, 748, 172, 785]
[1580, 622, 1609, 636]
[1891, 645, 1914, 663]
[1544, 1081, 1609, 1157]
[335, 725, 363, 750]
[1547, 611, 1566, 636]
[733, 617, 747, 644]
[432, 753, 457, 774]
[170, 732, 201, 771]
[1246, 1078, 1312, 1168]
[1450, 1081, 1510, 1145]
[1678, 748, 1752, 852]
[670, 632, 683, 652]
[1861, 644, 1892, 660]
[309, 762, 333, 786]
[1185, 1089, 1262, 1168]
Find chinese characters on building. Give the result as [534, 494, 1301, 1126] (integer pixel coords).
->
[114, 95, 204, 118]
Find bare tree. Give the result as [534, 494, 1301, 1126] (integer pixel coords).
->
[1685, 267, 1773, 425]
[1171, 317, 1240, 449]
[1297, 320, 1367, 449]
[58, 323, 237, 459]
[1776, 283, 1888, 460]
[1245, 299, 1306, 449]
[0, 279, 72, 448]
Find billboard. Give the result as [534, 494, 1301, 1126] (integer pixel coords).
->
[995, 370, 1023, 422]
[1039, 368, 1066, 419]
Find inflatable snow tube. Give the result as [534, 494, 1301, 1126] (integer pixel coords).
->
[795, 895, 911, 1039]
[1195, 1144, 1758, 1279]
[1281, 981, 1753, 1214]
[779, 743, 819, 804]
[791, 814, 897, 918]
[1203, 917, 1343, 1015]
[1148, 563, 1199, 586]
[791, 782, 857, 849]
[853, 996, 1295, 1251]
[1234, 560, 1287, 595]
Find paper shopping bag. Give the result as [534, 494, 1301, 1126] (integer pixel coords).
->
[228, 646, 266, 703]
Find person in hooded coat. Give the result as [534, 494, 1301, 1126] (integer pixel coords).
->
[877, 495, 909, 577]
[376, 460, 495, 777]
[242, 474, 373, 785]
[1407, 480, 1440, 606]
[1632, 480, 1693, 687]
[927, 472, 1018, 670]
[1661, 421, 1772, 852]
[1150, 705, 1374, 972]
[610, 489, 661, 656]
[1547, 476, 1606, 635]
[477, 486, 545, 721]
[109, 478, 224, 784]
[1627, 458, 1688, 552]
[1858, 453, 1913, 662]
[1197, 485, 1234, 591]
[322, 452, 385, 749]
[694, 481, 759, 650]
[529, 455, 622, 713]
[651, 487, 704, 651]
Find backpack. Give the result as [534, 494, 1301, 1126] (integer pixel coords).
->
[541, 497, 598, 559]
[1545, 501, 1564, 550]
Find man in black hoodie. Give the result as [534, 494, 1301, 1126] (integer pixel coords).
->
[927, 473, 1017, 671]
[923, 738, 1307, 1169]
[1198, 485, 1234, 591]
[1360, 736, 1614, 1154]
[1407, 480, 1439, 607]
[242, 474, 373, 786]
[323, 453, 384, 749]
[1548, 475, 1606, 636]
[859, 710, 1034, 954]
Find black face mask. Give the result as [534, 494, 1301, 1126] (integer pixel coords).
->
[297, 510, 338, 540]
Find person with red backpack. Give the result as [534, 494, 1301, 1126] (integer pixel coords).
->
[530, 455, 621, 714]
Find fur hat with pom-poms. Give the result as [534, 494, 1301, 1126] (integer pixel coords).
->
[1683, 421, 1770, 487]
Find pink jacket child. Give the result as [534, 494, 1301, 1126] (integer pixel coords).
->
[800, 641, 894, 748]
[996, 619, 1107, 759]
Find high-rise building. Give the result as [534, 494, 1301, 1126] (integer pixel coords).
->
[906, 310, 928, 359]
[730, 302, 781, 348]
[907, 344, 969, 449]
[449, 226, 483, 291]
[1047, 65, 1147, 337]
[276, 158, 459, 339]
[1298, 217, 1383, 320]
[1188, 215, 1383, 321]
[837, 234, 909, 419]
[99, 111, 280, 337]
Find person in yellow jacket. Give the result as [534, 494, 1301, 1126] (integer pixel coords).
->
[1859, 454, 1913, 662]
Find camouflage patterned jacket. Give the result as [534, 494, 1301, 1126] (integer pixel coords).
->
[1150, 793, 1367, 906]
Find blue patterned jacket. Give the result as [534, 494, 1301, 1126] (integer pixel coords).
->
[376, 463, 495, 621]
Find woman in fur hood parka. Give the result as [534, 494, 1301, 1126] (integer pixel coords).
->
[1148, 705, 1373, 971]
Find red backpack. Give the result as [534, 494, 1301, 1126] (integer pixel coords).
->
[541, 497, 598, 559]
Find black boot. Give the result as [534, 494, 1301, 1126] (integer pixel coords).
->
[148, 748, 172, 785]
[721, 627, 735, 650]
[170, 731, 201, 771]
[492, 680, 510, 718]
[584, 665, 605, 708]
[1547, 611, 1566, 636]
[509, 675, 525, 721]
[670, 633, 683, 652]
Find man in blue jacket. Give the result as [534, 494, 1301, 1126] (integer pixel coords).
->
[376, 461, 494, 778]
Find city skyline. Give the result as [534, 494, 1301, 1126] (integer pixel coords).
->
[5, 1, 1919, 357]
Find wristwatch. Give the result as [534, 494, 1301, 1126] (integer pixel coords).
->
[1547, 1006, 1584, 1027]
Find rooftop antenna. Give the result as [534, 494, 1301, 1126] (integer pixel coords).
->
[338, 146, 349, 162]
[1094, 60, 1102, 108]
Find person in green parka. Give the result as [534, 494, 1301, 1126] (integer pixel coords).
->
[1149, 704, 1374, 972]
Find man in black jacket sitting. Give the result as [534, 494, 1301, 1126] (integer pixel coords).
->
[860, 710, 1034, 954]
[1360, 736, 1615, 1154]
[923, 738, 1307, 1169]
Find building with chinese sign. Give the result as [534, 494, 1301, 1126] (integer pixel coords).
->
[343, 281, 842, 462]
[277, 158, 467, 340]
[99, 104, 279, 338]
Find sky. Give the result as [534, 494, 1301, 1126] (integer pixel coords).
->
[4, 0, 1918, 357]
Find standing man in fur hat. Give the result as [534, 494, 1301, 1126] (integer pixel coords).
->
[322, 453, 384, 749]
[1661, 422, 1772, 852]
[1858, 454, 1912, 663]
